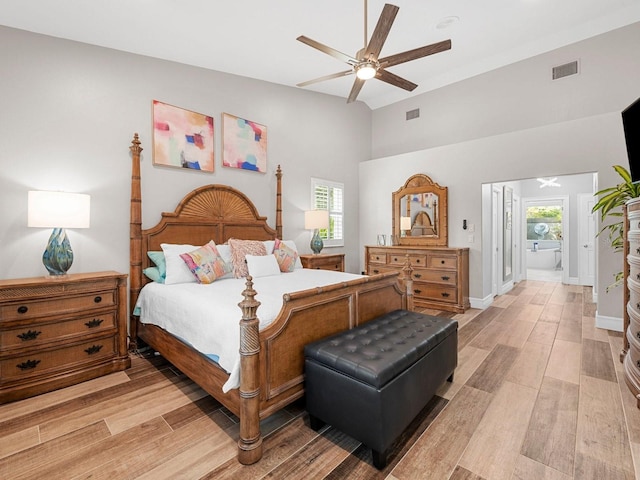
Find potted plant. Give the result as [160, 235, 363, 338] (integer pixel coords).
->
[592, 165, 640, 289]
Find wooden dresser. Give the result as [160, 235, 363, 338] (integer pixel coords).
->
[0, 271, 130, 403]
[624, 199, 640, 408]
[300, 253, 345, 272]
[365, 245, 469, 313]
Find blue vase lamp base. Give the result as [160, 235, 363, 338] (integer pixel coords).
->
[43, 228, 74, 276]
[310, 229, 324, 255]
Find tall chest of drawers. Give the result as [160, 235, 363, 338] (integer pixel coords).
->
[365, 245, 470, 313]
[624, 199, 640, 408]
[0, 271, 130, 403]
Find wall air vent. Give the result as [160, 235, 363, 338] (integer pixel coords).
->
[552, 60, 579, 80]
[406, 108, 420, 120]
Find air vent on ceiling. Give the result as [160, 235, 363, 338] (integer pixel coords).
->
[552, 60, 579, 80]
[406, 108, 420, 120]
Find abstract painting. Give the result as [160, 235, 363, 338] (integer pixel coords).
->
[152, 100, 214, 172]
[222, 113, 267, 173]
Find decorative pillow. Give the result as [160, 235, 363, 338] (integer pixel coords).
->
[215, 243, 234, 279]
[281, 239, 303, 269]
[143, 266, 164, 283]
[180, 241, 232, 284]
[273, 238, 299, 272]
[263, 240, 275, 255]
[246, 254, 281, 278]
[147, 251, 167, 279]
[161, 243, 200, 284]
[228, 239, 267, 278]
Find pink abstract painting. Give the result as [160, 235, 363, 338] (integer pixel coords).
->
[222, 112, 267, 173]
[152, 100, 214, 172]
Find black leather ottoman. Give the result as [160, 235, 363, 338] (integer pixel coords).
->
[304, 309, 457, 469]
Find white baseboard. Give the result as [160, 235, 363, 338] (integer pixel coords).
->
[595, 312, 623, 332]
[567, 276, 579, 285]
[470, 294, 493, 310]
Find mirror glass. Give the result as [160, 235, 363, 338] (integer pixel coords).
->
[392, 174, 448, 246]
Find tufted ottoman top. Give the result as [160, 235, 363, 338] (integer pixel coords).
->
[304, 310, 457, 389]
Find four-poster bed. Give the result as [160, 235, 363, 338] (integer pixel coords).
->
[127, 134, 412, 464]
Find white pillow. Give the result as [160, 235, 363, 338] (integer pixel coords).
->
[281, 240, 303, 269]
[161, 243, 199, 284]
[263, 240, 275, 254]
[246, 254, 281, 278]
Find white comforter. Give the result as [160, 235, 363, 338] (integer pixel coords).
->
[135, 269, 362, 392]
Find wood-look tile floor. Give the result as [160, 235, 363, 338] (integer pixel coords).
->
[1, 281, 639, 479]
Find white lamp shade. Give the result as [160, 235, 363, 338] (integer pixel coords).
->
[304, 210, 329, 230]
[400, 216, 412, 231]
[28, 191, 91, 229]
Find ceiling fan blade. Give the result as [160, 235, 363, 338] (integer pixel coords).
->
[347, 77, 366, 103]
[376, 69, 418, 91]
[296, 69, 354, 87]
[363, 3, 399, 60]
[379, 39, 452, 68]
[297, 35, 358, 65]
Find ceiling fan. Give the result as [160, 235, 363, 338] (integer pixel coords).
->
[296, 0, 452, 103]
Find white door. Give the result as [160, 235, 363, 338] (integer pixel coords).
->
[578, 193, 595, 286]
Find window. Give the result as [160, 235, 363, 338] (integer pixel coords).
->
[311, 178, 344, 247]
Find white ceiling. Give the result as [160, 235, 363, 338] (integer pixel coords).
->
[2, 0, 640, 109]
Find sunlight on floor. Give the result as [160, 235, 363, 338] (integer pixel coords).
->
[526, 268, 562, 282]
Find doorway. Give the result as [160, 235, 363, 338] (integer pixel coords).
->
[524, 198, 567, 283]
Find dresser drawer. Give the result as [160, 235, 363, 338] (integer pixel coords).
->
[0, 291, 115, 322]
[1, 312, 116, 351]
[427, 255, 457, 269]
[388, 253, 427, 268]
[412, 283, 457, 303]
[628, 234, 640, 260]
[1, 337, 116, 381]
[367, 265, 398, 276]
[367, 249, 388, 265]
[410, 269, 456, 285]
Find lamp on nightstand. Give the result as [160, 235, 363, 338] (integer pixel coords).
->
[400, 216, 411, 237]
[304, 210, 329, 255]
[28, 191, 91, 276]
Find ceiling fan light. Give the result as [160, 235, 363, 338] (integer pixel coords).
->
[355, 63, 377, 80]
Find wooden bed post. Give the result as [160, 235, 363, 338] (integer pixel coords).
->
[275, 164, 283, 239]
[238, 276, 263, 464]
[129, 133, 143, 349]
[402, 255, 415, 311]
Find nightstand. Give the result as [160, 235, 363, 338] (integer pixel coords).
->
[0, 271, 130, 403]
[300, 253, 345, 272]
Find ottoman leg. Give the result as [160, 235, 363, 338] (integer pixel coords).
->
[308, 414, 325, 431]
[372, 448, 389, 470]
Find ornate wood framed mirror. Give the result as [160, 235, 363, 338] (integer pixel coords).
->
[392, 174, 448, 246]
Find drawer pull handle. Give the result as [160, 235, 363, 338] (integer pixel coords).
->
[416, 259, 421, 264]
[637, 302, 640, 311]
[17, 330, 41, 341]
[373, 269, 380, 274]
[637, 331, 640, 340]
[441, 292, 450, 298]
[94, 296, 102, 304]
[637, 247, 640, 255]
[414, 273, 422, 278]
[637, 360, 640, 369]
[84, 344, 103, 355]
[637, 273, 640, 281]
[414, 289, 422, 294]
[375, 256, 380, 260]
[17, 306, 28, 314]
[85, 318, 104, 328]
[441, 260, 445, 264]
[442, 276, 450, 281]
[17, 359, 40, 370]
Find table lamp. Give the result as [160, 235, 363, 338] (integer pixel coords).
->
[304, 210, 329, 254]
[28, 191, 91, 276]
[400, 216, 411, 237]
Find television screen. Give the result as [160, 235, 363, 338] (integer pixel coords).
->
[622, 97, 640, 182]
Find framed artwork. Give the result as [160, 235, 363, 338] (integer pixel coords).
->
[152, 100, 214, 172]
[222, 112, 267, 173]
